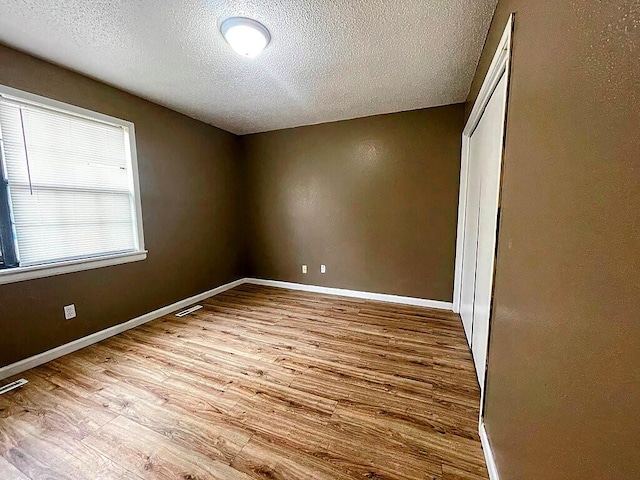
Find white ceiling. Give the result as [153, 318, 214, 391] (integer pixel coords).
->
[0, 1, 497, 135]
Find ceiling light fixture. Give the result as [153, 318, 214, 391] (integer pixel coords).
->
[220, 17, 271, 58]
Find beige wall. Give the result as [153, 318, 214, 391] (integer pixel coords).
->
[0, 44, 245, 367]
[242, 105, 464, 301]
[468, 2, 640, 479]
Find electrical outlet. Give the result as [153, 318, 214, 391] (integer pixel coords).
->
[321, 264, 326, 274]
[64, 304, 76, 320]
[302, 265, 307, 274]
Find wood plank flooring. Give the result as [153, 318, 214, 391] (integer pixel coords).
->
[0, 284, 488, 480]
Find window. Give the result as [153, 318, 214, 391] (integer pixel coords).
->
[0, 85, 146, 284]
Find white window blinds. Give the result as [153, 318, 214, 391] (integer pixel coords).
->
[0, 99, 139, 267]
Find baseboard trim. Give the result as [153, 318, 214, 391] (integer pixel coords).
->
[480, 421, 500, 480]
[245, 278, 453, 311]
[0, 278, 245, 381]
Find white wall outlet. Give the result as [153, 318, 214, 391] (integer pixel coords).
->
[64, 304, 76, 320]
[302, 265, 307, 274]
[321, 264, 326, 274]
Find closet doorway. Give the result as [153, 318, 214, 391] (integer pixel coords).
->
[453, 15, 513, 393]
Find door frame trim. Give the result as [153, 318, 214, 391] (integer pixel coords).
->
[453, 13, 514, 320]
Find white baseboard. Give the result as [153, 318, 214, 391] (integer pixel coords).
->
[0, 278, 245, 381]
[480, 421, 500, 480]
[1, 277, 452, 381]
[245, 278, 453, 311]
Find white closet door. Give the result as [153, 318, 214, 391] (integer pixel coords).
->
[469, 73, 508, 387]
[459, 147, 481, 344]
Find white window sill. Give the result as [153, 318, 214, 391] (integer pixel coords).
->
[0, 250, 148, 285]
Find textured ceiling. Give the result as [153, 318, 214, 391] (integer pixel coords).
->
[0, 0, 497, 135]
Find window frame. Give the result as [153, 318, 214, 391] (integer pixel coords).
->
[0, 84, 147, 285]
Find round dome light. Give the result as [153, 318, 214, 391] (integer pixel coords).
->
[220, 17, 271, 58]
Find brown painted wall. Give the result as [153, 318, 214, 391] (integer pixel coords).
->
[0, 44, 245, 367]
[468, 2, 640, 479]
[242, 105, 464, 301]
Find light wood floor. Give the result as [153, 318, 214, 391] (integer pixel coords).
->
[0, 284, 488, 480]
